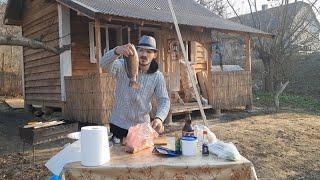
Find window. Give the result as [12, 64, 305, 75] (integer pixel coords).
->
[89, 23, 130, 63]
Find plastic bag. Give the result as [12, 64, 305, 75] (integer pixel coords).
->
[208, 141, 241, 161]
[124, 122, 159, 153]
[193, 124, 218, 143]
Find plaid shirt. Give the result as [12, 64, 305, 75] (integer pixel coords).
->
[100, 48, 170, 129]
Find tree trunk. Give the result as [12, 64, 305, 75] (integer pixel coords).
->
[262, 57, 274, 92]
[274, 81, 289, 111]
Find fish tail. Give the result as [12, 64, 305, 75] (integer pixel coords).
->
[129, 80, 140, 89]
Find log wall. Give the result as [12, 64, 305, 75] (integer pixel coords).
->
[22, 0, 61, 107]
[70, 11, 97, 75]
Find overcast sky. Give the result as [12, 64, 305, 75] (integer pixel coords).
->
[223, 0, 319, 20]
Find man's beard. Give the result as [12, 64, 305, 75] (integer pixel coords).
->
[139, 57, 152, 66]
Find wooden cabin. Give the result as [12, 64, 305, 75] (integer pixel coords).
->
[4, 0, 272, 124]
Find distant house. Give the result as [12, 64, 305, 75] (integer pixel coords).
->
[231, 1, 320, 53]
[3, 0, 270, 124]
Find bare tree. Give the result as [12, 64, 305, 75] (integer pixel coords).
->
[196, 0, 229, 17]
[228, 0, 320, 91]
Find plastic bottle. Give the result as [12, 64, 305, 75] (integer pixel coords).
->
[202, 130, 209, 156]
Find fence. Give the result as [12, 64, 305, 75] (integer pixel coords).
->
[64, 73, 116, 125]
[210, 71, 252, 109]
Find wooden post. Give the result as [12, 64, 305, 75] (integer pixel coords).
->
[244, 35, 252, 71]
[206, 40, 213, 105]
[244, 35, 253, 111]
[1, 53, 4, 71]
[95, 19, 102, 73]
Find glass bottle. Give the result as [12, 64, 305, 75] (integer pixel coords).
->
[202, 130, 209, 156]
[182, 114, 194, 136]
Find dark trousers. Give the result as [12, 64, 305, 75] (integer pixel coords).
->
[110, 123, 128, 139]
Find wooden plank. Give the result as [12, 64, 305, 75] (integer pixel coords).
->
[95, 19, 102, 73]
[4, 98, 24, 109]
[24, 62, 60, 74]
[25, 86, 61, 94]
[25, 79, 60, 87]
[24, 57, 60, 69]
[25, 93, 61, 101]
[72, 66, 96, 71]
[171, 102, 212, 114]
[197, 71, 208, 99]
[23, 1, 57, 24]
[24, 52, 58, 63]
[26, 99, 62, 108]
[72, 69, 97, 76]
[23, 9, 57, 29]
[24, 71, 60, 81]
[23, 22, 59, 39]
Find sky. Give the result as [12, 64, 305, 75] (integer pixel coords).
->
[223, 0, 320, 20]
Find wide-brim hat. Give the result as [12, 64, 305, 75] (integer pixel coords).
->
[137, 35, 158, 51]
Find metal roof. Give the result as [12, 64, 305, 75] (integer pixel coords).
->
[57, 0, 272, 37]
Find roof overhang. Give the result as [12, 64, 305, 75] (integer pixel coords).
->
[3, 0, 24, 26]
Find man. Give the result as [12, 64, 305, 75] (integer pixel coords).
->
[100, 35, 170, 142]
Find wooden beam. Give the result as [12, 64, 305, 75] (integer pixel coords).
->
[100, 15, 112, 22]
[212, 28, 274, 39]
[206, 42, 213, 105]
[58, 4, 72, 102]
[244, 35, 253, 110]
[244, 35, 252, 71]
[95, 19, 102, 73]
[96, 13, 162, 27]
[192, 26, 204, 33]
[140, 20, 144, 27]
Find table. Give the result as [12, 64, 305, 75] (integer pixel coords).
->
[62, 144, 257, 180]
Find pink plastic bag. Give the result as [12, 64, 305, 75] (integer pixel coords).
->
[124, 122, 159, 153]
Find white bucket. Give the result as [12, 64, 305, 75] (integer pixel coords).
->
[181, 136, 197, 156]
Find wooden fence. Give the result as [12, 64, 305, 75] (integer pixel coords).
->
[0, 71, 22, 96]
[64, 73, 116, 125]
[210, 71, 252, 109]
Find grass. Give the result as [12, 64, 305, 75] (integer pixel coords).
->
[254, 91, 320, 115]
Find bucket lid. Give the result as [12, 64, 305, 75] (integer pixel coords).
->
[181, 136, 197, 141]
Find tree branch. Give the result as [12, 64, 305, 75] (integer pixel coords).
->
[0, 34, 71, 54]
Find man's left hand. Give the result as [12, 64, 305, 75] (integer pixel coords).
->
[151, 118, 164, 134]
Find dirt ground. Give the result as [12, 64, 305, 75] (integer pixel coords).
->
[0, 99, 319, 179]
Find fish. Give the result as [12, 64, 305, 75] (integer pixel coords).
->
[124, 45, 140, 89]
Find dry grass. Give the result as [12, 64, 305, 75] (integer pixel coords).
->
[1, 97, 319, 179]
[166, 108, 320, 179]
[209, 112, 320, 179]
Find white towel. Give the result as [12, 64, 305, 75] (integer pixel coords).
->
[45, 140, 81, 175]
